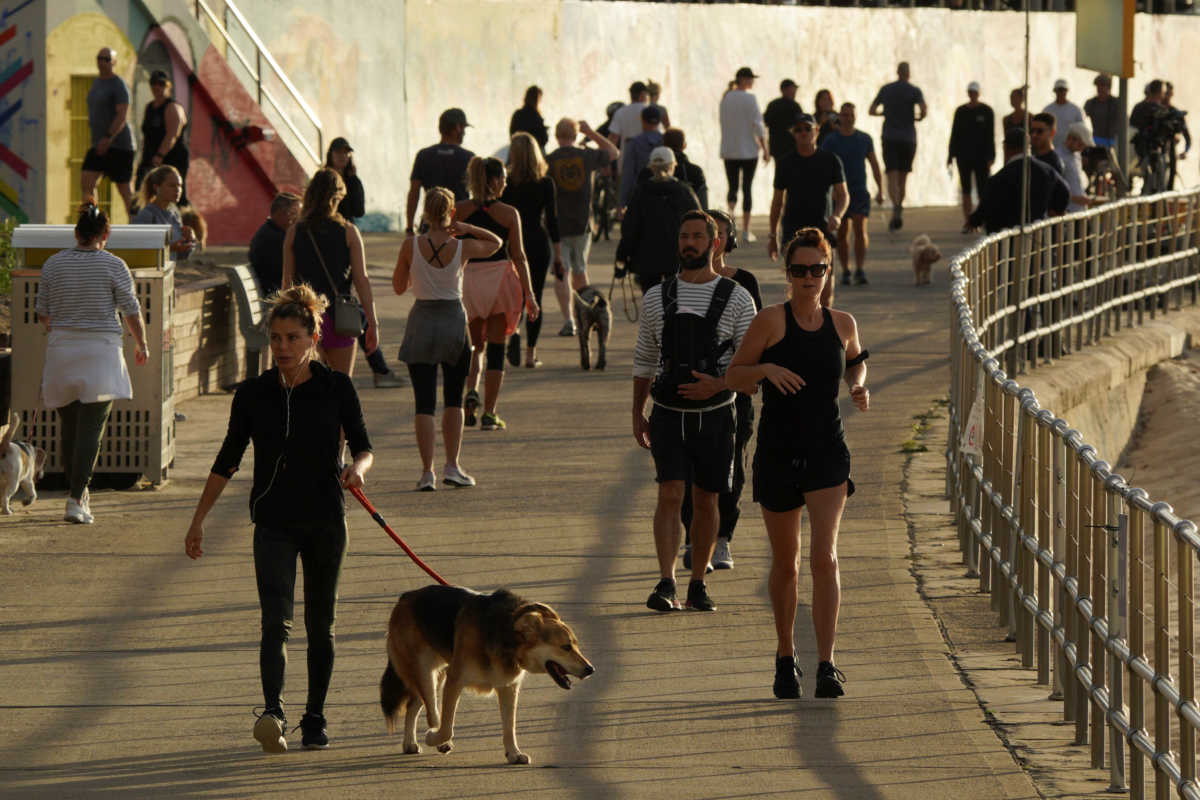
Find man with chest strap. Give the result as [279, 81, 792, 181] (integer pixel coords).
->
[632, 210, 757, 613]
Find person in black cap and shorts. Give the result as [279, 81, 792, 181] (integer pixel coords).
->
[719, 67, 769, 241]
[82, 47, 137, 215]
[869, 62, 926, 231]
[763, 79, 803, 163]
[767, 114, 848, 261]
[727, 226, 870, 701]
[406, 109, 475, 235]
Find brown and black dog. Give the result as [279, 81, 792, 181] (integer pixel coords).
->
[381, 586, 594, 765]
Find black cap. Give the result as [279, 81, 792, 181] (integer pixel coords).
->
[439, 108, 471, 130]
[736, 67, 759, 80]
[1003, 127, 1026, 149]
[641, 105, 662, 124]
[149, 69, 170, 85]
[791, 112, 817, 131]
[629, 80, 648, 96]
[780, 78, 797, 91]
[329, 136, 353, 152]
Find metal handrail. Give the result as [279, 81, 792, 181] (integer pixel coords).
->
[192, 0, 323, 166]
[947, 188, 1200, 799]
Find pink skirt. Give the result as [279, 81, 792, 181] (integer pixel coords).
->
[462, 259, 523, 337]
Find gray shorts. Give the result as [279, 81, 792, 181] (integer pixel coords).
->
[561, 233, 591, 276]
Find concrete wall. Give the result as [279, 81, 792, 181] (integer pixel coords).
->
[172, 277, 265, 401]
[233, 1, 1200, 229]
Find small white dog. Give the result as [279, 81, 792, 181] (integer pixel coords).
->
[0, 412, 45, 514]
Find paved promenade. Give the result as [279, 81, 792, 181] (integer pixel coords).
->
[1, 208, 1045, 799]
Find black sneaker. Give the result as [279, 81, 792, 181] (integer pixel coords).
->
[854, 270, 869, 286]
[773, 653, 803, 699]
[506, 333, 521, 367]
[298, 712, 329, 749]
[646, 578, 679, 612]
[252, 708, 288, 753]
[814, 661, 846, 698]
[681, 545, 713, 574]
[841, 270, 852, 286]
[685, 580, 716, 612]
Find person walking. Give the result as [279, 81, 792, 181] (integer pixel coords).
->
[135, 69, 189, 205]
[37, 203, 149, 524]
[1084, 74, 1121, 149]
[1043, 79, 1084, 160]
[455, 156, 539, 431]
[616, 147, 701, 294]
[282, 168, 381, 377]
[719, 67, 769, 241]
[726, 227, 870, 700]
[636, 127, 708, 209]
[821, 103, 884, 285]
[764, 79, 803, 162]
[406, 108, 475, 234]
[813, 89, 839, 147]
[131, 165, 197, 261]
[619, 106, 665, 210]
[633, 210, 757, 613]
[869, 62, 927, 232]
[184, 284, 374, 753]
[501, 132, 562, 368]
[509, 86, 549, 153]
[647, 80, 671, 129]
[1030, 113, 1066, 175]
[392, 188, 503, 490]
[607, 81, 650, 151]
[1002, 87, 1029, 134]
[947, 81, 996, 232]
[81, 47, 136, 216]
[967, 128, 1070, 233]
[768, 114, 848, 263]
[249, 192, 301, 297]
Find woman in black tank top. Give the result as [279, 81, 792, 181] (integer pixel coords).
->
[726, 227, 870, 701]
[136, 70, 189, 202]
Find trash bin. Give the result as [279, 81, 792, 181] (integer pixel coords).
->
[10, 224, 176, 486]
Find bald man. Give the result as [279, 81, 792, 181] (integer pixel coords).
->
[81, 47, 136, 214]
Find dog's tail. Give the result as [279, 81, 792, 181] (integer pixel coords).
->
[380, 660, 410, 733]
[0, 411, 19, 455]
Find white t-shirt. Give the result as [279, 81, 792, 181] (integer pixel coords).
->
[1043, 100, 1084, 157]
[719, 89, 766, 160]
[610, 101, 649, 147]
[1063, 150, 1086, 212]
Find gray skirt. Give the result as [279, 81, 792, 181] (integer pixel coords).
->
[398, 299, 469, 365]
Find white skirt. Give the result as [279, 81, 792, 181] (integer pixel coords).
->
[41, 329, 133, 409]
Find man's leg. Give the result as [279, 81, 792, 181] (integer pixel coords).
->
[852, 215, 868, 273]
[836, 217, 852, 279]
[653, 480, 686, 581]
[81, 171, 101, 204]
[688, 486, 720, 584]
[114, 181, 135, 216]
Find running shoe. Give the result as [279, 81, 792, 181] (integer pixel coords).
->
[773, 653, 803, 699]
[253, 708, 288, 753]
[442, 465, 476, 487]
[841, 270, 852, 286]
[681, 545, 713, 574]
[743, 230, 757, 243]
[558, 321, 576, 337]
[416, 472, 437, 492]
[889, 210, 903, 231]
[464, 390, 480, 427]
[506, 333, 521, 367]
[646, 578, 680, 612]
[854, 270, 869, 286]
[298, 712, 329, 750]
[814, 661, 847, 698]
[524, 359, 543, 369]
[64, 498, 93, 525]
[712, 537, 734, 570]
[480, 413, 506, 431]
[685, 580, 716, 612]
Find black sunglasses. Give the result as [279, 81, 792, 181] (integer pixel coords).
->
[792, 125, 814, 133]
[787, 262, 829, 278]
[96, 56, 112, 62]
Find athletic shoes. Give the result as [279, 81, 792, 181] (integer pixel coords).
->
[558, 321, 576, 337]
[298, 712, 329, 750]
[506, 333, 521, 367]
[64, 498, 93, 525]
[814, 661, 847, 698]
[743, 230, 757, 243]
[685, 580, 716, 612]
[854, 270, 869, 286]
[416, 472, 437, 492]
[681, 545, 713, 574]
[712, 537, 734, 570]
[773, 653, 803, 699]
[646, 578, 680, 612]
[253, 708, 288, 753]
[464, 390, 479, 427]
[841, 270, 852, 286]
[480, 413, 506, 431]
[889, 209, 903, 231]
[442, 465, 476, 487]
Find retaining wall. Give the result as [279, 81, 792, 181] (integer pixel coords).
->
[172, 277, 264, 401]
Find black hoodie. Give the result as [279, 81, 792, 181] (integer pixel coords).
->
[616, 176, 701, 281]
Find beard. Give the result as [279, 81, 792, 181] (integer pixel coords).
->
[679, 244, 711, 272]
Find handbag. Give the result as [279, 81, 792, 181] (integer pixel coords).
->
[306, 226, 365, 338]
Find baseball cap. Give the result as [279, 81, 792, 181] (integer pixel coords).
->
[735, 66, 759, 81]
[967, 81, 981, 93]
[648, 146, 676, 166]
[629, 80, 648, 96]
[149, 69, 170, 85]
[780, 78, 798, 91]
[1003, 127, 1026, 149]
[1067, 122, 1095, 147]
[329, 136, 353, 153]
[641, 105, 662, 124]
[1094, 73, 1112, 86]
[1053, 78, 1069, 91]
[791, 112, 817, 131]
[438, 108, 471, 130]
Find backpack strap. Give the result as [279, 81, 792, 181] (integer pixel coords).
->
[660, 276, 677, 316]
[707, 278, 738, 360]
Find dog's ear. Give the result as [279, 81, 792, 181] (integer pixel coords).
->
[514, 602, 559, 622]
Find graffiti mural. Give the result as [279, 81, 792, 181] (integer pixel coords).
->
[0, 0, 37, 223]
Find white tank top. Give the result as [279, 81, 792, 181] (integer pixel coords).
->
[410, 236, 464, 300]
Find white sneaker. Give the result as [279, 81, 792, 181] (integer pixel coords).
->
[712, 537, 734, 570]
[80, 489, 90, 513]
[64, 498, 93, 525]
[743, 230, 757, 243]
[416, 472, 437, 492]
[442, 465, 476, 488]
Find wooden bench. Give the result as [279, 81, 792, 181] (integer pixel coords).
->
[222, 264, 269, 379]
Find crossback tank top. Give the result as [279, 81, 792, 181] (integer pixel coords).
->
[410, 236, 464, 300]
[759, 305, 846, 445]
[464, 205, 510, 261]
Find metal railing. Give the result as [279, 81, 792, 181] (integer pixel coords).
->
[947, 189, 1200, 799]
[191, 0, 323, 167]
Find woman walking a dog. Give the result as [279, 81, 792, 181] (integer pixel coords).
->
[184, 285, 374, 753]
[726, 227, 869, 700]
[38, 202, 149, 524]
[456, 156, 539, 431]
[392, 187, 503, 490]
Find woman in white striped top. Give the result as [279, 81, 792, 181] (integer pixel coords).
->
[36, 203, 149, 524]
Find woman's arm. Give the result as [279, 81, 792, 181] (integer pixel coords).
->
[347, 223, 379, 353]
[725, 308, 805, 395]
[124, 312, 149, 365]
[339, 376, 374, 489]
[281, 224, 297, 289]
[502, 205, 540, 321]
[452, 221, 503, 261]
[184, 472, 229, 559]
[159, 102, 185, 159]
[343, 175, 366, 220]
[835, 310, 870, 412]
[392, 236, 414, 295]
[186, 384, 254, 558]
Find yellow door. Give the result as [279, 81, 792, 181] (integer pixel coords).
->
[68, 75, 112, 222]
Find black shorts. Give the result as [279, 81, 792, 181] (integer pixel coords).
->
[753, 436, 855, 512]
[82, 147, 135, 184]
[881, 139, 916, 173]
[846, 189, 871, 218]
[650, 404, 736, 494]
[956, 159, 990, 196]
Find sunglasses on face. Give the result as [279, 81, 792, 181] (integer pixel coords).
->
[787, 262, 829, 278]
[97, 56, 111, 62]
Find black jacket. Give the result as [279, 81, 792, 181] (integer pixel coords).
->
[337, 173, 365, 221]
[636, 150, 708, 208]
[248, 218, 286, 296]
[616, 177, 700, 280]
[509, 106, 548, 152]
[968, 156, 1070, 233]
[948, 102, 995, 164]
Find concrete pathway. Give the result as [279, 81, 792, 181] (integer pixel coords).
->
[0, 209, 1043, 798]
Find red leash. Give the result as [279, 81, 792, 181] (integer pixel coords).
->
[348, 486, 449, 586]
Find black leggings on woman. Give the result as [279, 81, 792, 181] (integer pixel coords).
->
[724, 158, 758, 211]
[405, 344, 471, 415]
[58, 399, 112, 500]
[254, 519, 347, 718]
[524, 241, 551, 349]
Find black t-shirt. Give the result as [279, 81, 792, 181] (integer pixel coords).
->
[773, 150, 846, 236]
[763, 97, 802, 159]
[410, 143, 475, 201]
[730, 267, 763, 312]
[1035, 149, 1065, 176]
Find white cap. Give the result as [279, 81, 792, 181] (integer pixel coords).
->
[1066, 121, 1095, 147]
[1053, 78, 1069, 91]
[649, 146, 676, 166]
[967, 81, 981, 93]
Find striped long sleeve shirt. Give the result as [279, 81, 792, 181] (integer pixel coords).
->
[35, 248, 141, 334]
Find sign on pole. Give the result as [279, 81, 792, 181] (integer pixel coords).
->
[1076, 0, 1135, 78]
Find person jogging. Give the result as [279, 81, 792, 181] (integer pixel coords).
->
[869, 62, 927, 232]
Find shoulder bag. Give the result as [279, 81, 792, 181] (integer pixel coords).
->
[306, 226, 365, 338]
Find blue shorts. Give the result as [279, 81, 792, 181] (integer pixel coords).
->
[846, 189, 871, 218]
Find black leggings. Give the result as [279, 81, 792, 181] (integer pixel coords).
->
[58, 400, 112, 500]
[723, 158, 758, 212]
[525, 244, 551, 349]
[683, 395, 753, 543]
[406, 344, 471, 415]
[254, 519, 347, 718]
